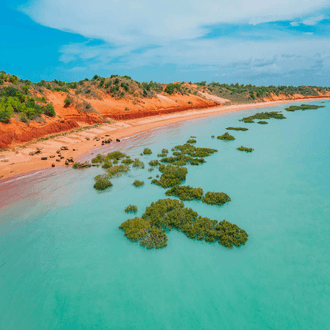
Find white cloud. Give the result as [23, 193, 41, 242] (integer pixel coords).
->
[22, 0, 329, 47]
[290, 14, 326, 26]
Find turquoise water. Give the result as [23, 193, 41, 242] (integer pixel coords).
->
[1, 101, 330, 329]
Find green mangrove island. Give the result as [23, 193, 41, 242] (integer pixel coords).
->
[119, 199, 248, 249]
[237, 146, 254, 152]
[285, 104, 325, 112]
[125, 205, 138, 213]
[217, 132, 235, 140]
[226, 127, 249, 131]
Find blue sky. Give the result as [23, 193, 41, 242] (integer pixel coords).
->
[1, 0, 330, 85]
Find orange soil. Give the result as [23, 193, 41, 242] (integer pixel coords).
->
[0, 92, 218, 149]
[1, 96, 329, 182]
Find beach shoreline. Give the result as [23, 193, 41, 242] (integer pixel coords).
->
[0, 96, 329, 183]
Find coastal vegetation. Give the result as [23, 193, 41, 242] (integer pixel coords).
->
[143, 148, 152, 155]
[151, 165, 188, 188]
[119, 198, 248, 249]
[237, 146, 254, 152]
[133, 180, 144, 187]
[165, 185, 204, 201]
[94, 176, 113, 190]
[125, 205, 138, 213]
[107, 165, 130, 178]
[226, 127, 248, 131]
[285, 104, 325, 111]
[202, 192, 231, 206]
[217, 132, 235, 140]
[239, 111, 286, 123]
[187, 139, 196, 144]
[0, 86, 56, 123]
[132, 158, 145, 169]
[257, 121, 268, 124]
[149, 160, 160, 166]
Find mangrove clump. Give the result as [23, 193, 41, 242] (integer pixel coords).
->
[237, 146, 254, 152]
[226, 127, 248, 131]
[125, 204, 138, 213]
[217, 132, 235, 140]
[152, 165, 188, 188]
[94, 177, 113, 190]
[143, 148, 152, 155]
[165, 185, 203, 201]
[202, 192, 231, 206]
[133, 180, 144, 187]
[119, 198, 248, 249]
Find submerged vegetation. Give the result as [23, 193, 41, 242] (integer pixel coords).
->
[237, 146, 254, 152]
[217, 132, 235, 140]
[119, 199, 248, 249]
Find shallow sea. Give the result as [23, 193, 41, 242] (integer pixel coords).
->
[1, 101, 330, 330]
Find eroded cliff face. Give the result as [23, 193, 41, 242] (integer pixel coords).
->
[1, 79, 329, 149]
[0, 91, 219, 149]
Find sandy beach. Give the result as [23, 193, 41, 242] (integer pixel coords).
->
[0, 97, 329, 182]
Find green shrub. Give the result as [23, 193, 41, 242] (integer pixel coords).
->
[94, 177, 113, 190]
[91, 154, 104, 163]
[107, 165, 130, 178]
[202, 192, 231, 206]
[132, 158, 145, 169]
[43, 103, 56, 117]
[133, 180, 144, 187]
[149, 160, 160, 166]
[226, 127, 248, 131]
[105, 151, 127, 161]
[20, 113, 28, 123]
[164, 83, 182, 95]
[187, 139, 196, 144]
[165, 185, 203, 201]
[64, 97, 71, 106]
[102, 161, 113, 169]
[237, 146, 254, 152]
[143, 148, 152, 155]
[125, 205, 138, 213]
[217, 132, 235, 140]
[257, 121, 268, 125]
[122, 158, 134, 165]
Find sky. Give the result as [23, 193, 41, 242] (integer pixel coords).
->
[1, 0, 330, 85]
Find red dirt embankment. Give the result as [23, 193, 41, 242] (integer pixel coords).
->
[0, 91, 218, 149]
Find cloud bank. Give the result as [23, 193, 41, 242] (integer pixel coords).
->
[20, 0, 330, 84]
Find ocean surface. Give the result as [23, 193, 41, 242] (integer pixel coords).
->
[1, 101, 330, 330]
